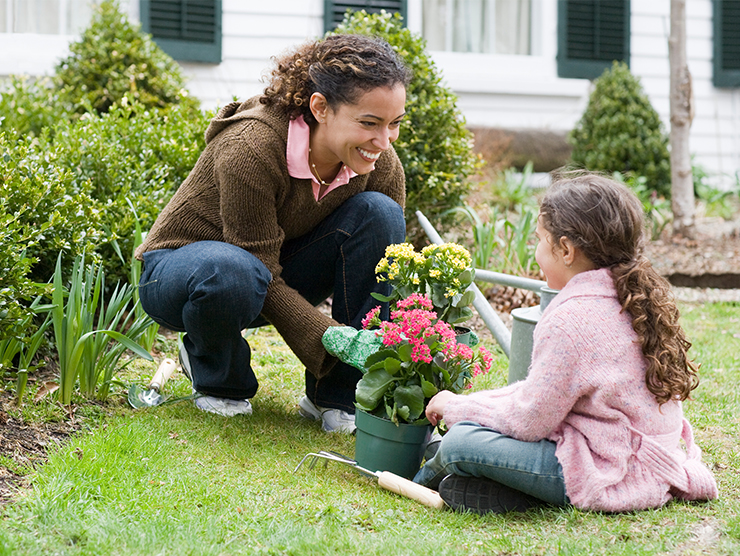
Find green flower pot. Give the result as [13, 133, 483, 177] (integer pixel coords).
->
[354, 410, 432, 480]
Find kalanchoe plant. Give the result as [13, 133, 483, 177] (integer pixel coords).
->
[357, 294, 492, 425]
[372, 242, 476, 325]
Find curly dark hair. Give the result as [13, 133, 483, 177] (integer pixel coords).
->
[539, 173, 699, 404]
[260, 34, 411, 124]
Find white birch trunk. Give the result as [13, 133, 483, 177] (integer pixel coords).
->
[669, 0, 695, 238]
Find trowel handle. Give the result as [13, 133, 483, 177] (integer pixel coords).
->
[377, 471, 445, 510]
[148, 358, 177, 391]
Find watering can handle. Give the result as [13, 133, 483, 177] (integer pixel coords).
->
[377, 471, 446, 510]
[149, 358, 177, 392]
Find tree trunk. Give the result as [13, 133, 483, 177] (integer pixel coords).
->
[669, 0, 695, 238]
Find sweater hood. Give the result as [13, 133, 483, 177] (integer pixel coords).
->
[204, 97, 287, 144]
[543, 268, 617, 318]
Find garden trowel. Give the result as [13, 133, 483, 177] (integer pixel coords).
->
[128, 358, 177, 409]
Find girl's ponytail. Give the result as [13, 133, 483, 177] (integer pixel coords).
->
[611, 256, 699, 403]
[541, 173, 699, 404]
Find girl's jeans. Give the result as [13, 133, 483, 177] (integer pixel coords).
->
[138, 192, 405, 409]
[414, 421, 570, 506]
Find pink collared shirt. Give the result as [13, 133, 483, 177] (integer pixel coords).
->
[286, 115, 357, 201]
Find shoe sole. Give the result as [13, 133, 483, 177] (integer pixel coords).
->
[439, 475, 539, 515]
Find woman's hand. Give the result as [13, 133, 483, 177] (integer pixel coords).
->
[425, 391, 458, 426]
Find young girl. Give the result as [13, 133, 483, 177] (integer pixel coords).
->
[414, 174, 718, 514]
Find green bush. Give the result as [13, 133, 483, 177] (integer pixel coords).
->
[569, 61, 672, 197]
[0, 133, 103, 340]
[0, 76, 58, 140]
[41, 100, 209, 284]
[332, 11, 482, 241]
[55, 0, 198, 117]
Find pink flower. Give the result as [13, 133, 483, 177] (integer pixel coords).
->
[396, 293, 434, 311]
[362, 306, 381, 329]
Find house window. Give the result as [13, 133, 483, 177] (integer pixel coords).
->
[557, 0, 630, 80]
[713, 0, 740, 88]
[140, 0, 222, 64]
[422, 0, 531, 55]
[324, 0, 407, 33]
[0, 0, 98, 35]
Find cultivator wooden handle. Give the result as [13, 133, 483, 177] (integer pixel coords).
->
[294, 450, 446, 510]
[377, 471, 445, 509]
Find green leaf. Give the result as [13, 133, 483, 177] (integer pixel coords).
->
[370, 292, 393, 302]
[393, 384, 425, 423]
[397, 343, 413, 362]
[355, 369, 395, 410]
[384, 357, 402, 375]
[364, 348, 398, 368]
[421, 378, 438, 398]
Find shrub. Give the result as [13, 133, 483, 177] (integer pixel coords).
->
[0, 76, 58, 140]
[569, 61, 672, 197]
[332, 11, 482, 241]
[54, 0, 198, 117]
[42, 100, 209, 284]
[0, 133, 103, 340]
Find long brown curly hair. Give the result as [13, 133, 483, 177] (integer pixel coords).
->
[539, 173, 699, 403]
[260, 34, 411, 125]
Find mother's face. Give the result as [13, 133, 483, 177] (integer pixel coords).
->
[310, 84, 407, 175]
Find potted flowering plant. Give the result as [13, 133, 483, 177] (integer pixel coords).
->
[372, 242, 476, 325]
[353, 293, 493, 478]
[357, 293, 493, 425]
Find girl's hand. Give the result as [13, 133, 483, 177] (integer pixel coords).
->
[425, 391, 458, 426]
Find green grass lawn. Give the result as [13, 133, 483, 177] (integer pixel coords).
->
[1, 301, 738, 555]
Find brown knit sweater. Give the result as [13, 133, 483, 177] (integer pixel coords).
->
[135, 97, 406, 378]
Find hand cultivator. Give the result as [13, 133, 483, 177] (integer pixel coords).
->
[294, 450, 445, 509]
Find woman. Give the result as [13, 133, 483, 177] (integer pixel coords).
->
[135, 34, 410, 430]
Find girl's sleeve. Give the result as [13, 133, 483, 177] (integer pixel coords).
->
[444, 319, 590, 442]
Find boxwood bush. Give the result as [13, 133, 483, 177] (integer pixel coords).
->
[332, 11, 482, 241]
[568, 61, 672, 197]
[0, 0, 208, 343]
[55, 0, 198, 117]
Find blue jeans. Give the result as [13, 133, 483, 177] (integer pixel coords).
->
[413, 422, 570, 506]
[138, 192, 405, 407]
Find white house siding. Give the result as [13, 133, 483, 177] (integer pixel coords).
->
[0, 0, 737, 186]
[178, 0, 325, 110]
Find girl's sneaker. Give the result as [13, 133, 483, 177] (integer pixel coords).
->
[438, 474, 540, 515]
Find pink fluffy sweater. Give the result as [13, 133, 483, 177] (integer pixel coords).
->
[444, 268, 718, 511]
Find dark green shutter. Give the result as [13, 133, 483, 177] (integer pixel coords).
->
[324, 0, 407, 33]
[141, 0, 222, 63]
[713, 0, 740, 87]
[557, 0, 630, 79]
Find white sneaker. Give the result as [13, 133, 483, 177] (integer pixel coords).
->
[298, 395, 356, 434]
[181, 343, 252, 417]
[195, 395, 253, 417]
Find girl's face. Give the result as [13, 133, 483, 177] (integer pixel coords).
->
[535, 215, 570, 290]
[311, 84, 406, 175]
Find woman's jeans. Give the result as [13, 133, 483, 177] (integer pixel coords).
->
[138, 192, 405, 408]
[414, 422, 570, 506]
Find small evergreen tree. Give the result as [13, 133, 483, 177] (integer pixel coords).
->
[569, 62, 672, 197]
[54, 0, 198, 116]
[332, 11, 482, 241]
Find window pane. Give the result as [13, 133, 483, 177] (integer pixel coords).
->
[14, 0, 59, 34]
[423, 0, 447, 50]
[496, 0, 530, 54]
[452, 0, 490, 53]
[0, 0, 7, 33]
[66, 0, 97, 34]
